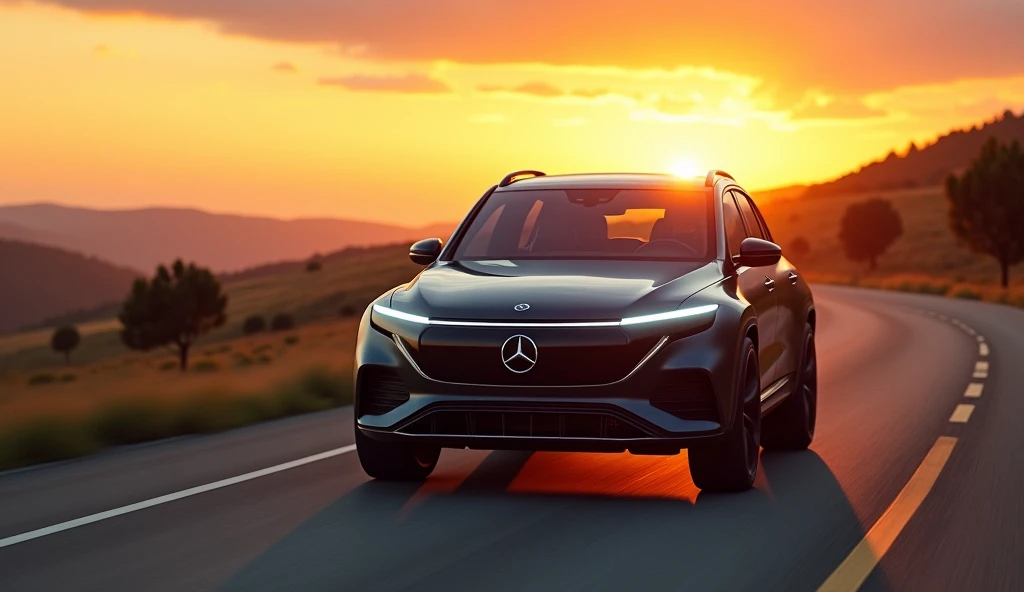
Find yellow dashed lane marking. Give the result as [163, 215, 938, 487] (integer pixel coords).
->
[949, 404, 975, 423]
[964, 383, 984, 398]
[818, 437, 958, 592]
[979, 342, 989, 357]
[973, 361, 989, 378]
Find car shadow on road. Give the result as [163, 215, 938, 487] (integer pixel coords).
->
[219, 448, 874, 591]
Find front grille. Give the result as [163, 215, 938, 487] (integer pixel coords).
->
[358, 366, 410, 416]
[650, 370, 718, 422]
[411, 326, 659, 386]
[399, 409, 654, 439]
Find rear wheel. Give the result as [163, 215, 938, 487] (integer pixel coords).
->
[688, 337, 760, 492]
[355, 422, 440, 481]
[761, 323, 817, 450]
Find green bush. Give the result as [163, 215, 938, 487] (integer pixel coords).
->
[242, 315, 267, 335]
[28, 373, 57, 386]
[93, 400, 178, 445]
[252, 344, 273, 354]
[953, 288, 982, 300]
[192, 359, 220, 373]
[284, 335, 300, 346]
[59, 373, 77, 383]
[0, 417, 99, 470]
[158, 360, 178, 372]
[255, 353, 273, 365]
[271, 313, 295, 332]
[233, 353, 254, 367]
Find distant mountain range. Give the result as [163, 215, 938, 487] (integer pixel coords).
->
[801, 109, 1023, 198]
[0, 240, 140, 334]
[0, 203, 453, 274]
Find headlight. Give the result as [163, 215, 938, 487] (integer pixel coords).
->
[372, 303, 718, 327]
[618, 304, 719, 326]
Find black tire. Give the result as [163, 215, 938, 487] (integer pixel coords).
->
[761, 323, 817, 451]
[355, 424, 440, 481]
[688, 337, 761, 492]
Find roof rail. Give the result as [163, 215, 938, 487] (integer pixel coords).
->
[704, 169, 735, 187]
[499, 170, 546, 187]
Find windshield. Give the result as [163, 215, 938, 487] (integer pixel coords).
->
[451, 188, 714, 261]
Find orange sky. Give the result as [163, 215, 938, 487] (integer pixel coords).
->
[2, 1, 1024, 226]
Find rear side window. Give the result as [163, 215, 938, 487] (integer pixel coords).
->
[732, 191, 765, 240]
[722, 193, 746, 257]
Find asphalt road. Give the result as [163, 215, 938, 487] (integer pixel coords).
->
[1, 285, 1022, 591]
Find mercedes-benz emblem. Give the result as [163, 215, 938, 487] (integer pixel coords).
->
[501, 334, 537, 373]
[514, 303, 530, 312]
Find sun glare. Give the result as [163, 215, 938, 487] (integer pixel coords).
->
[670, 158, 702, 178]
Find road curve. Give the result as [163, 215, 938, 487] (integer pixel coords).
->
[1, 285, 1022, 591]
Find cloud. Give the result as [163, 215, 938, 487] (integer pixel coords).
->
[790, 97, 887, 121]
[272, 61, 297, 73]
[33, 0, 1024, 96]
[469, 113, 509, 124]
[317, 73, 451, 93]
[478, 81, 564, 98]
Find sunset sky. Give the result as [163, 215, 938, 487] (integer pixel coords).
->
[3, 0, 1024, 226]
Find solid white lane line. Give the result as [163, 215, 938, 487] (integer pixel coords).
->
[964, 383, 984, 399]
[0, 444, 357, 549]
[973, 361, 989, 378]
[979, 342, 990, 357]
[818, 437, 957, 592]
[949, 404, 975, 423]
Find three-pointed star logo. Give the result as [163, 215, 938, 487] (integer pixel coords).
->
[501, 334, 538, 373]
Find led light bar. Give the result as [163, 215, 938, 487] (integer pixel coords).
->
[372, 303, 718, 328]
[618, 304, 719, 326]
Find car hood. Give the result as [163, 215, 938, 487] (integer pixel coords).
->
[389, 259, 722, 321]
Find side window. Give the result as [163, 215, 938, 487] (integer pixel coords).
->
[747, 197, 773, 242]
[722, 193, 746, 258]
[732, 191, 765, 240]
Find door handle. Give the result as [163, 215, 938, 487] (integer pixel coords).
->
[788, 271, 799, 284]
[764, 277, 775, 291]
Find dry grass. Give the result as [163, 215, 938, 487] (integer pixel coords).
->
[759, 186, 1024, 286]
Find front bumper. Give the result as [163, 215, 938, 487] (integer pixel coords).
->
[354, 309, 742, 454]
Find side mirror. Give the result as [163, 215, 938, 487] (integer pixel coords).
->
[737, 237, 782, 267]
[409, 238, 443, 265]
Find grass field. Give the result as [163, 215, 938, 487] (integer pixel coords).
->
[757, 185, 1024, 285]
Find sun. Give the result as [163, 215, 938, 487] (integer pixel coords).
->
[669, 158, 702, 178]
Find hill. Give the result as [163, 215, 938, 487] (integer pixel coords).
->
[0, 203, 453, 273]
[0, 240, 141, 334]
[803, 109, 1024, 197]
[0, 242, 422, 371]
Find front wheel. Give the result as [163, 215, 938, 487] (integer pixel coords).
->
[355, 423, 440, 481]
[688, 337, 761, 492]
[761, 323, 817, 450]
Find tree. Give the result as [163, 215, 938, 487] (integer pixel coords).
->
[50, 325, 80, 364]
[838, 198, 903, 271]
[789, 237, 811, 259]
[271, 313, 295, 331]
[242, 315, 266, 335]
[946, 138, 1024, 288]
[305, 254, 323, 272]
[119, 260, 227, 371]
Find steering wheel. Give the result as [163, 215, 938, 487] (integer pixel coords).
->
[635, 238, 700, 257]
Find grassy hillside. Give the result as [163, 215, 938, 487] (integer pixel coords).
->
[0, 240, 141, 334]
[802, 109, 1023, 197]
[0, 242, 421, 373]
[758, 186, 1024, 284]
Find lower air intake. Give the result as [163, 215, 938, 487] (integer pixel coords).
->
[650, 370, 718, 422]
[400, 409, 653, 439]
[358, 366, 410, 416]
